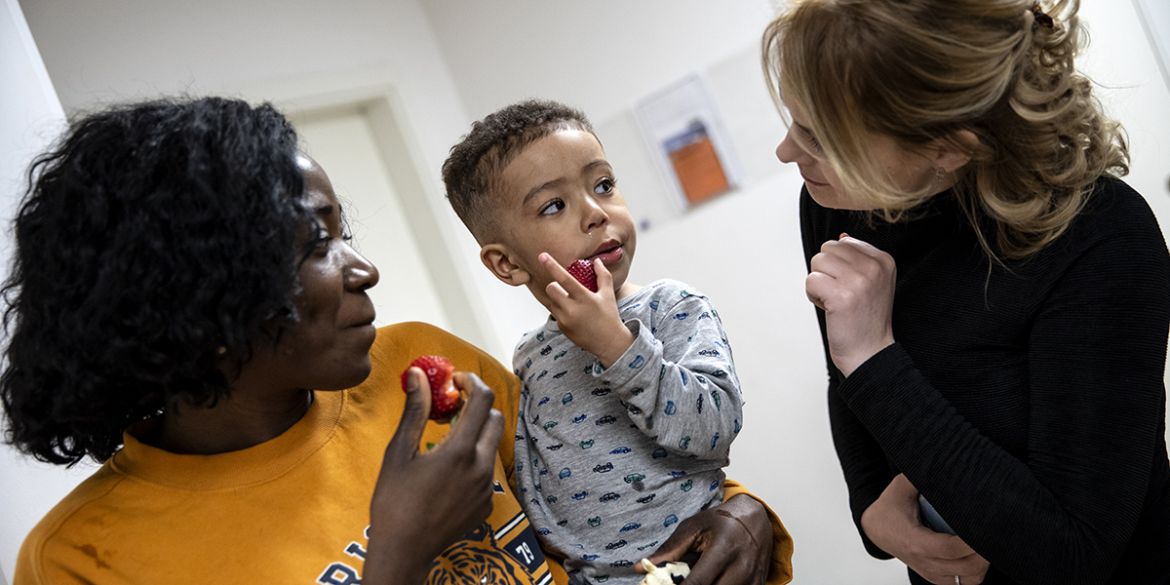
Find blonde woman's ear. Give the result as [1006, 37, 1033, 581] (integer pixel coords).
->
[935, 129, 980, 173]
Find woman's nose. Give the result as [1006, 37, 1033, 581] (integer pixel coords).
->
[775, 130, 805, 164]
[343, 248, 379, 291]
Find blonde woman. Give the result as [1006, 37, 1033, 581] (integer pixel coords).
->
[763, 1, 1170, 584]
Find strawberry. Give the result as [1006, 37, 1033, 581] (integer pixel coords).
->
[400, 355, 462, 422]
[567, 259, 598, 292]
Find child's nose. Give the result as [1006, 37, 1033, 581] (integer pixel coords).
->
[582, 197, 609, 233]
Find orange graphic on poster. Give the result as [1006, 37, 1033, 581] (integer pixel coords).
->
[665, 120, 731, 206]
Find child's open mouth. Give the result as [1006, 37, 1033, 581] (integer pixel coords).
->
[589, 240, 623, 265]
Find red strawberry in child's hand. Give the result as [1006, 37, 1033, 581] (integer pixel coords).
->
[567, 259, 598, 292]
[400, 355, 462, 422]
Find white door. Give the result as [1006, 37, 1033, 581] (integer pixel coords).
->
[0, 0, 98, 580]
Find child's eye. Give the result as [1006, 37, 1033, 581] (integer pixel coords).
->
[594, 178, 616, 195]
[539, 199, 565, 216]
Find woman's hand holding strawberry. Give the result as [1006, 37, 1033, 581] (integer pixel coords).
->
[363, 371, 504, 584]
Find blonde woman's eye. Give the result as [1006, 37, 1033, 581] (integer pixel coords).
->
[539, 199, 565, 216]
[802, 128, 823, 153]
[594, 178, 616, 195]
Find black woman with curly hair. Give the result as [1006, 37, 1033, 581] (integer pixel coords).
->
[1, 96, 510, 584]
[3, 97, 781, 585]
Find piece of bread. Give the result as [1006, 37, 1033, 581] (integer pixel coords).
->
[638, 558, 691, 585]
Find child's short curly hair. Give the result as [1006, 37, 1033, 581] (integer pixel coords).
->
[442, 99, 594, 242]
[1, 96, 311, 464]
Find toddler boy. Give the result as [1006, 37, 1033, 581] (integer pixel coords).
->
[442, 100, 744, 585]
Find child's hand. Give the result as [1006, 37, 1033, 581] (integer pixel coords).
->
[538, 252, 634, 368]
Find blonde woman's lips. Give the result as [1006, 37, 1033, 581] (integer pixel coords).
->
[801, 172, 829, 187]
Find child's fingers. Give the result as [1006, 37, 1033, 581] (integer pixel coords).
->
[538, 252, 586, 294]
[536, 281, 573, 322]
[544, 281, 570, 305]
[592, 258, 612, 292]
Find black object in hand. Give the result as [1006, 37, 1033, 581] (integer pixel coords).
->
[918, 495, 957, 535]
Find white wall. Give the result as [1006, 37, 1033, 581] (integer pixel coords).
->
[11, 0, 1170, 583]
[0, 0, 99, 578]
[1079, 0, 1170, 230]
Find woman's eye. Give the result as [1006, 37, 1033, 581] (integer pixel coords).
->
[802, 128, 823, 153]
[539, 199, 565, 216]
[594, 178, 616, 195]
[311, 230, 332, 253]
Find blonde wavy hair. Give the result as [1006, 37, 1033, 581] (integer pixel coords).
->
[762, 0, 1129, 260]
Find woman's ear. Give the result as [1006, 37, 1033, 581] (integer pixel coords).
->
[480, 244, 530, 287]
[934, 129, 979, 173]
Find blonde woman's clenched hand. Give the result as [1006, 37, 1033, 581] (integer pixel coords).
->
[805, 235, 896, 377]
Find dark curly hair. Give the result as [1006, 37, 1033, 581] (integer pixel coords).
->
[442, 99, 594, 242]
[1, 97, 313, 465]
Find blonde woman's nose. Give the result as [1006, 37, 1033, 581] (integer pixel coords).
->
[775, 130, 806, 164]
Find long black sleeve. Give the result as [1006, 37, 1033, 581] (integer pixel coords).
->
[801, 192, 898, 559]
[802, 178, 1170, 585]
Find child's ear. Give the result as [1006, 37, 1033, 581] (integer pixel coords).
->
[480, 244, 530, 287]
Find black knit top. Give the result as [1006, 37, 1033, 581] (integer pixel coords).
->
[800, 177, 1170, 584]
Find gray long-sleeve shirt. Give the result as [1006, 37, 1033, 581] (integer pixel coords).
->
[511, 279, 745, 584]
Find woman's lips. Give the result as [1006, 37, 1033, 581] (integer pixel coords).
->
[801, 172, 829, 187]
[347, 306, 376, 329]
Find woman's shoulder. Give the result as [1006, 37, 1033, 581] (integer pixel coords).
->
[1067, 176, 1166, 244]
[1084, 175, 1155, 212]
[1028, 176, 1170, 282]
[15, 464, 125, 581]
